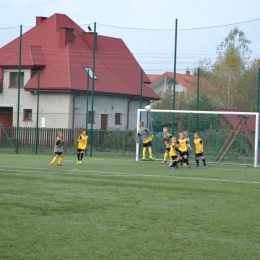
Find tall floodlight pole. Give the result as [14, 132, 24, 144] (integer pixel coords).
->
[172, 19, 178, 134]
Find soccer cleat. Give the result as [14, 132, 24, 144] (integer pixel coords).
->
[77, 160, 79, 164]
[175, 165, 179, 169]
[188, 165, 191, 168]
[195, 165, 199, 168]
[50, 162, 54, 166]
[142, 158, 146, 161]
[149, 156, 155, 161]
[57, 164, 62, 166]
[204, 165, 207, 169]
[79, 160, 82, 165]
[162, 160, 167, 164]
[170, 166, 175, 169]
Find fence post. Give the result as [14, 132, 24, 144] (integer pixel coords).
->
[85, 71, 90, 155]
[90, 22, 97, 157]
[172, 19, 178, 135]
[35, 69, 40, 154]
[196, 67, 200, 131]
[16, 25, 22, 154]
[257, 68, 260, 112]
[140, 69, 143, 109]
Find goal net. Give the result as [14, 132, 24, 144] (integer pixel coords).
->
[136, 109, 260, 167]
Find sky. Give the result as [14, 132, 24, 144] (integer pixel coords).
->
[0, 0, 260, 29]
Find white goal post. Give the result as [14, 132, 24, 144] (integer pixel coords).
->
[136, 109, 260, 167]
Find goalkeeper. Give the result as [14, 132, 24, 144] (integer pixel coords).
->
[136, 122, 154, 161]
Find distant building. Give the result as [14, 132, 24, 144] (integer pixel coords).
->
[0, 14, 159, 129]
[147, 70, 198, 97]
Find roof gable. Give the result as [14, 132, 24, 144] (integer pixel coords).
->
[0, 13, 158, 99]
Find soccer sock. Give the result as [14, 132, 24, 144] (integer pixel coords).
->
[80, 153, 83, 160]
[142, 147, 147, 159]
[77, 153, 80, 160]
[196, 159, 199, 166]
[148, 146, 153, 157]
[58, 157, 63, 164]
[180, 159, 183, 165]
[184, 158, 189, 165]
[172, 161, 177, 166]
[51, 157, 57, 164]
[202, 159, 206, 166]
[164, 152, 168, 161]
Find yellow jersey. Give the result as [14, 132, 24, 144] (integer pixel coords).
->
[78, 134, 88, 150]
[194, 138, 203, 154]
[178, 138, 189, 152]
[170, 143, 179, 157]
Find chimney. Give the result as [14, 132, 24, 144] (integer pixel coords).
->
[59, 27, 74, 47]
[36, 16, 47, 26]
[82, 32, 98, 51]
[186, 70, 190, 76]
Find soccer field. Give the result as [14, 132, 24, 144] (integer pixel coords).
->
[0, 154, 259, 259]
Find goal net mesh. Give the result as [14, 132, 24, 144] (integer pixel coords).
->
[137, 110, 259, 167]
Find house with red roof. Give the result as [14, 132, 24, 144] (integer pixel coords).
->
[147, 71, 200, 96]
[0, 14, 159, 130]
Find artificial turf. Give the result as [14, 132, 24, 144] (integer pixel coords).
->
[0, 153, 259, 259]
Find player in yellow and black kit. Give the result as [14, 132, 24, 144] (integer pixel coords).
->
[77, 129, 88, 164]
[178, 132, 192, 168]
[194, 132, 207, 168]
[162, 127, 173, 164]
[169, 137, 181, 169]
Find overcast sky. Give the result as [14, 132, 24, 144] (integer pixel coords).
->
[0, 0, 260, 29]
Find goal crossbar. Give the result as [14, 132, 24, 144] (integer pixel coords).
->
[136, 109, 259, 167]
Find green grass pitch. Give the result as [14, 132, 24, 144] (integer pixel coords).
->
[0, 153, 260, 260]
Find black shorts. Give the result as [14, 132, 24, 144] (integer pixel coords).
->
[179, 151, 188, 157]
[166, 148, 170, 152]
[55, 152, 63, 155]
[143, 141, 152, 147]
[171, 155, 178, 161]
[78, 149, 84, 153]
[196, 153, 204, 157]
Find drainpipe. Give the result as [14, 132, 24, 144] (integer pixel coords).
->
[127, 97, 135, 130]
[72, 94, 80, 129]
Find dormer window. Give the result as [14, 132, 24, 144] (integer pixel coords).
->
[10, 72, 24, 88]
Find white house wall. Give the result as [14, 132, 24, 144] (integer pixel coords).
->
[1, 69, 70, 128]
[73, 95, 140, 130]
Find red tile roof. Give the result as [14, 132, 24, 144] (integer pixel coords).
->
[0, 13, 159, 99]
[218, 109, 256, 132]
[147, 72, 211, 94]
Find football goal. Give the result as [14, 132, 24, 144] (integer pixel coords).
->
[136, 109, 260, 167]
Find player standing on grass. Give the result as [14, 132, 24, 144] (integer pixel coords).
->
[194, 132, 207, 168]
[162, 127, 173, 164]
[178, 132, 192, 168]
[183, 131, 191, 160]
[77, 129, 88, 165]
[50, 131, 65, 166]
[136, 122, 154, 161]
[169, 136, 181, 169]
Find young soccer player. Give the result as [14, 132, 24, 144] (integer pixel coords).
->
[169, 136, 180, 169]
[50, 131, 65, 166]
[178, 132, 192, 168]
[194, 132, 207, 168]
[162, 127, 173, 164]
[183, 131, 191, 158]
[136, 122, 154, 161]
[77, 129, 88, 164]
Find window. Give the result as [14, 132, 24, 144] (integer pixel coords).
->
[88, 111, 95, 123]
[23, 109, 32, 121]
[10, 72, 24, 88]
[115, 113, 121, 125]
[83, 67, 97, 80]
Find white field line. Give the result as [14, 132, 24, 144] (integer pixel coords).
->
[0, 168, 260, 185]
